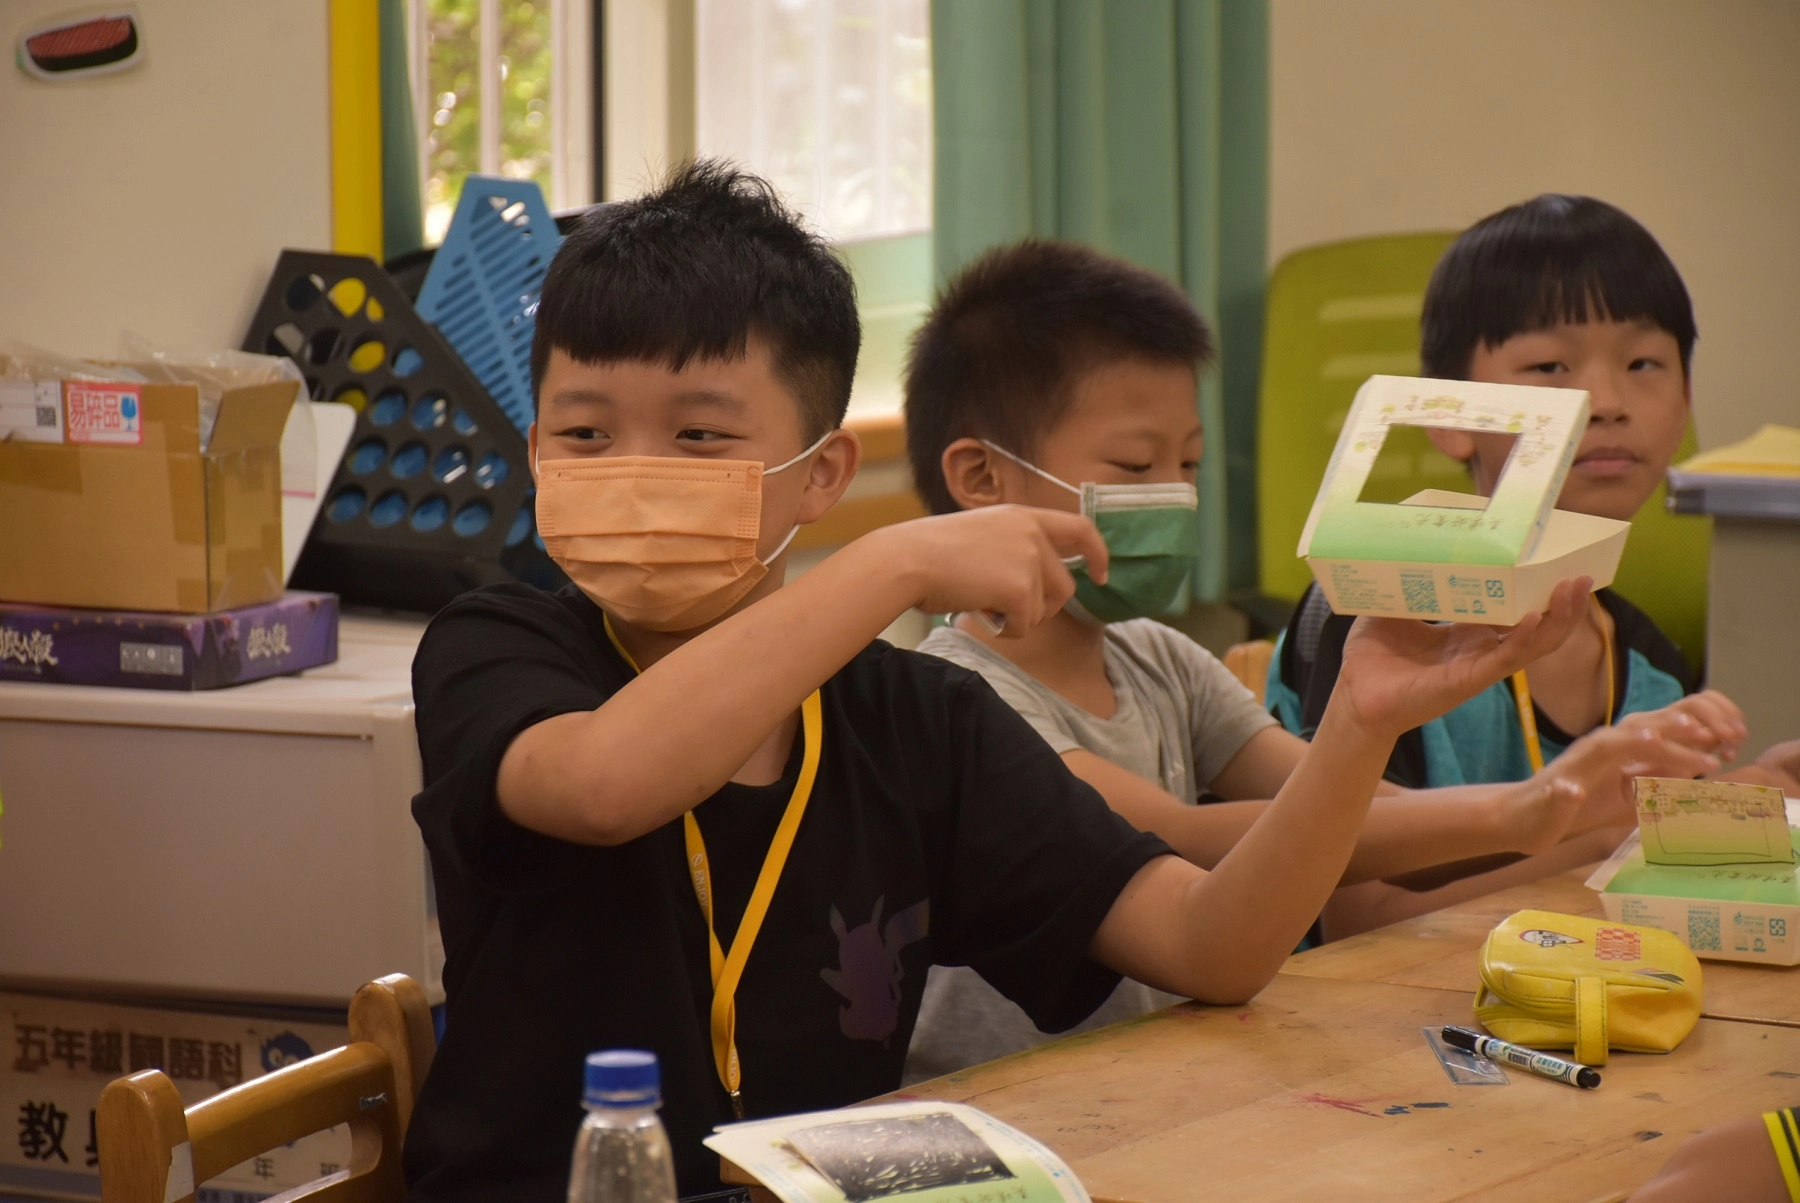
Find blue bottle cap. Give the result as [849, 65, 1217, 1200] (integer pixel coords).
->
[584, 1050, 660, 1108]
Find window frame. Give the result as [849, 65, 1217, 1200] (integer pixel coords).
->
[406, 0, 596, 238]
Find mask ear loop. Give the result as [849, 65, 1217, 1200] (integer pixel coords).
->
[968, 440, 1092, 634]
[760, 523, 803, 567]
[976, 438, 1088, 567]
[765, 428, 836, 476]
[760, 427, 838, 566]
[979, 439, 1080, 495]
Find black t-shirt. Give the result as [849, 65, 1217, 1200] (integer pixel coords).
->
[404, 584, 1170, 1203]
[1273, 584, 1696, 788]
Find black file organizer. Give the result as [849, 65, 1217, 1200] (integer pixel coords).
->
[244, 249, 553, 613]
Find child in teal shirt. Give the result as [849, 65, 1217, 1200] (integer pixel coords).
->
[1269, 195, 1799, 932]
[1271, 195, 1797, 794]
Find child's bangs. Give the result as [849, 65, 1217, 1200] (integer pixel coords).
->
[540, 258, 757, 376]
[1469, 202, 1696, 365]
[1422, 195, 1696, 378]
[1505, 255, 1679, 346]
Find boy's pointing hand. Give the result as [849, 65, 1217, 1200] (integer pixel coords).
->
[878, 505, 1109, 636]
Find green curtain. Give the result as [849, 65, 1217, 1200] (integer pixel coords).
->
[380, 0, 425, 259]
[932, 0, 1268, 602]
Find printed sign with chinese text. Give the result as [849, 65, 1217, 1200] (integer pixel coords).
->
[63, 383, 143, 445]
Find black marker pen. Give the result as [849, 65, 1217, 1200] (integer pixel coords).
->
[1441, 1026, 1601, 1089]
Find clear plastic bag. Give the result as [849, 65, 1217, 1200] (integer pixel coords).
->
[0, 342, 147, 383]
[119, 333, 312, 466]
[2, 337, 316, 507]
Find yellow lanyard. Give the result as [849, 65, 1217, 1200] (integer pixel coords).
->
[1510, 597, 1616, 774]
[603, 615, 822, 1119]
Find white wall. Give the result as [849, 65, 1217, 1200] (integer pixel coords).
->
[0, 2, 333, 357]
[1270, 0, 1800, 448]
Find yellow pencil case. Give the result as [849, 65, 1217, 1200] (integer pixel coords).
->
[1473, 909, 1702, 1066]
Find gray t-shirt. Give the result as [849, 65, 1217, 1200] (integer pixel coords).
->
[904, 618, 1278, 1084]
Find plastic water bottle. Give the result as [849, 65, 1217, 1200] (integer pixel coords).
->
[567, 1050, 678, 1203]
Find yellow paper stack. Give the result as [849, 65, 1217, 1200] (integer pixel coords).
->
[1667, 424, 1800, 518]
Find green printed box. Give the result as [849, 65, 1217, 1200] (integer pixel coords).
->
[1585, 796, 1800, 967]
[1296, 376, 1630, 624]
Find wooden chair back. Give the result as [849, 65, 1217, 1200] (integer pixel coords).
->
[98, 974, 436, 1203]
[1222, 638, 1275, 706]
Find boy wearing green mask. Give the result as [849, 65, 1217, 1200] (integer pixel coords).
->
[901, 239, 1738, 1082]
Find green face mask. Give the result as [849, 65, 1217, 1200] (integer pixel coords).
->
[983, 441, 1200, 624]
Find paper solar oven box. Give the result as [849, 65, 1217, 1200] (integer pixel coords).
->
[1587, 782, 1800, 967]
[1296, 375, 1631, 624]
[0, 365, 297, 613]
[0, 591, 338, 690]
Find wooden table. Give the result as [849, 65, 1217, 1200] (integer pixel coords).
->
[729, 869, 1800, 1201]
[1281, 865, 1800, 1028]
[895, 973, 1800, 1203]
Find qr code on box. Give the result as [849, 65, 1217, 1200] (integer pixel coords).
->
[1688, 909, 1721, 952]
[1400, 572, 1440, 615]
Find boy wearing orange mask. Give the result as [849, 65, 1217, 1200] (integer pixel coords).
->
[406, 162, 1590, 1203]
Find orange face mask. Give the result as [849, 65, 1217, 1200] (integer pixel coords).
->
[534, 432, 829, 632]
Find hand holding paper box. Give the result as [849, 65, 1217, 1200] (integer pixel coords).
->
[1297, 376, 1630, 623]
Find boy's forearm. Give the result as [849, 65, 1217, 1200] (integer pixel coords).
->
[1341, 784, 1522, 881]
[1077, 751, 1522, 883]
[1323, 827, 1624, 940]
[1107, 771, 1523, 885]
[503, 504, 1109, 844]
[1097, 583, 1589, 1002]
[1197, 786, 1525, 884]
[1166, 699, 1396, 1001]
[501, 532, 918, 843]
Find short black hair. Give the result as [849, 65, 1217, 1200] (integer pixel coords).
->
[905, 240, 1214, 515]
[1420, 194, 1697, 380]
[531, 159, 859, 439]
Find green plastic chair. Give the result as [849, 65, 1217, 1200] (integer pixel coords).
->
[1610, 425, 1709, 675]
[1255, 233, 1710, 675]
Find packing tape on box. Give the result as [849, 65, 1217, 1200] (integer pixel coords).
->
[219, 552, 281, 608]
[172, 467, 207, 546]
[3, 444, 83, 493]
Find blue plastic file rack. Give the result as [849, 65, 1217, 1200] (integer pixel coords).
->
[415, 176, 563, 436]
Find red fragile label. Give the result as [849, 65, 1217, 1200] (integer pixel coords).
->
[65, 383, 143, 445]
[1595, 927, 1642, 961]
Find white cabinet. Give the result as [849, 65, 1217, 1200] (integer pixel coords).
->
[0, 616, 440, 1007]
[1707, 515, 1800, 765]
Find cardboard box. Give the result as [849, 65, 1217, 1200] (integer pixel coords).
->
[0, 372, 296, 614]
[0, 990, 350, 1201]
[0, 592, 338, 691]
[1296, 375, 1630, 623]
[1586, 797, 1800, 967]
